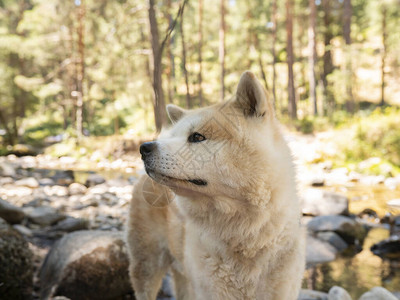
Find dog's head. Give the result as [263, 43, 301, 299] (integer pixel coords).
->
[140, 71, 290, 206]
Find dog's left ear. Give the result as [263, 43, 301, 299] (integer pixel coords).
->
[166, 104, 186, 123]
[235, 71, 272, 118]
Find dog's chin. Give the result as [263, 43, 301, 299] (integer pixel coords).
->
[144, 167, 207, 195]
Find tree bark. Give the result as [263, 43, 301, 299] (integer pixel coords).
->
[286, 0, 297, 119]
[271, 0, 278, 109]
[76, 0, 85, 140]
[180, 11, 191, 108]
[219, 0, 226, 101]
[198, 0, 203, 105]
[380, 4, 387, 106]
[308, 0, 318, 115]
[149, 0, 167, 132]
[343, 0, 354, 113]
[322, 0, 335, 115]
[165, 0, 175, 104]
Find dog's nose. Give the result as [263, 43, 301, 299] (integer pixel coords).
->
[140, 142, 156, 158]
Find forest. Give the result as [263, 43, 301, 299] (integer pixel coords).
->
[1, 1, 400, 299]
[0, 0, 399, 146]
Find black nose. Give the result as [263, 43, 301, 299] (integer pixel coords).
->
[140, 142, 156, 158]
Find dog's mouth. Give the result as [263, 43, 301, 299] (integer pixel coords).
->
[145, 167, 207, 187]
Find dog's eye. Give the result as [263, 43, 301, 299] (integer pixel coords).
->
[188, 132, 206, 143]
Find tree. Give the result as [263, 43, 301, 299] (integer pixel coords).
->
[180, 8, 191, 108]
[271, 0, 278, 109]
[380, 3, 387, 106]
[198, 0, 203, 106]
[343, 0, 354, 113]
[308, 0, 318, 116]
[148, 0, 168, 132]
[219, 0, 226, 101]
[286, 0, 297, 119]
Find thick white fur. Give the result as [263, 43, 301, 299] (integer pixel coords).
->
[126, 71, 305, 300]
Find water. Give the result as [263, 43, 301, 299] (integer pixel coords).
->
[303, 183, 400, 298]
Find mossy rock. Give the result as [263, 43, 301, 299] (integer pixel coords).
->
[0, 225, 34, 300]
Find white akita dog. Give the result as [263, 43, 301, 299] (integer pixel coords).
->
[126, 71, 305, 300]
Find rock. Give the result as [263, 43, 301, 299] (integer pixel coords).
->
[328, 286, 351, 300]
[14, 177, 39, 188]
[0, 176, 14, 185]
[44, 185, 69, 197]
[306, 235, 337, 267]
[11, 144, 37, 156]
[0, 198, 25, 224]
[316, 232, 349, 252]
[12, 224, 33, 237]
[298, 289, 328, 300]
[39, 230, 132, 300]
[0, 161, 17, 177]
[51, 217, 89, 232]
[68, 182, 87, 195]
[387, 199, 400, 209]
[385, 177, 400, 190]
[307, 215, 367, 245]
[370, 235, 400, 260]
[27, 206, 65, 226]
[38, 177, 56, 186]
[359, 287, 398, 300]
[301, 189, 349, 216]
[85, 173, 106, 187]
[0, 225, 34, 299]
[52, 170, 75, 185]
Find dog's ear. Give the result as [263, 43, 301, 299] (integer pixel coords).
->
[166, 104, 186, 123]
[235, 71, 272, 118]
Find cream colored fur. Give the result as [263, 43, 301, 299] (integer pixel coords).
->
[126, 71, 305, 300]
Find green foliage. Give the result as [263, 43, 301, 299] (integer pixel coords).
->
[339, 107, 400, 175]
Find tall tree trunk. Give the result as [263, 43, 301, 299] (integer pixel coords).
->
[165, 0, 175, 104]
[271, 0, 278, 109]
[286, 0, 297, 119]
[180, 12, 191, 108]
[254, 34, 269, 92]
[198, 0, 203, 106]
[343, 0, 354, 113]
[149, 0, 167, 132]
[308, 0, 318, 115]
[76, 0, 85, 140]
[380, 4, 387, 106]
[0, 109, 15, 146]
[322, 0, 335, 115]
[219, 0, 226, 101]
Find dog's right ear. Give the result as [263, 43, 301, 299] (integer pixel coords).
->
[166, 104, 186, 123]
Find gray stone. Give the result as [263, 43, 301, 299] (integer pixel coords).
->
[0, 198, 25, 224]
[68, 182, 87, 195]
[316, 232, 349, 252]
[359, 287, 398, 300]
[0, 225, 34, 299]
[307, 215, 367, 245]
[301, 189, 349, 216]
[12, 224, 33, 237]
[51, 217, 89, 232]
[298, 289, 328, 300]
[40, 230, 132, 300]
[38, 177, 56, 186]
[85, 173, 106, 187]
[44, 185, 69, 197]
[14, 177, 39, 188]
[0, 161, 17, 177]
[306, 235, 337, 267]
[0, 176, 14, 185]
[27, 206, 65, 226]
[328, 286, 351, 300]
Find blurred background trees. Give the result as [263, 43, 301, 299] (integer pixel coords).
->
[0, 0, 399, 146]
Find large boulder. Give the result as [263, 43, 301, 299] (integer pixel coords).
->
[0, 198, 25, 224]
[26, 206, 65, 226]
[298, 289, 328, 300]
[306, 235, 337, 268]
[301, 189, 349, 216]
[0, 221, 34, 300]
[39, 230, 132, 300]
[307, 215, 367, 245]
[359, 287, 398, 300]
